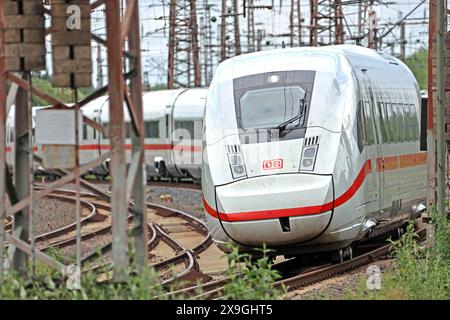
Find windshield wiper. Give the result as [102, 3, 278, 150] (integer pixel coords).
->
[273, 114, 301, 134]
[272, 97, 307, 136]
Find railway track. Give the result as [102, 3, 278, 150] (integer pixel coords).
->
[3, 182, 426, 299]
[38, 175, 203, 191]
[85, 201, 226, 286]
[147, 180, 201, 191]
[2, 184, 223, 286]
[31, 185, 224, 285]
[163, 227, 427, 299]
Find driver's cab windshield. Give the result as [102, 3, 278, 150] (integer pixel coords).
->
[240, 86, 306, 130]
[233, 70, 315, 144]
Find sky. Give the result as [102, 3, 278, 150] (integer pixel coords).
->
[87, 0, 431, 88]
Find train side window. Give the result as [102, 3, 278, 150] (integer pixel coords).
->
[385, 102, 395, 143]
[82, 123, 88, 140]
[403, 104, 411, 141]
[145, 121, 159, 138]
[125, 123, 130, 139]
[407, 104, 416, 141]
[411, 104, 419, 140]
[363, 100, 375, 145]
[391, 103, 399, 142]
[165, 115, 169, 138]
[103, 123, 109, 139]
[93, 118, 97, 139]
[175, 120, 195, 140]
[356, 102, 366, 152]
[397, 103, 406, 142]
[8, 127, 13, 143]
[377, 102, 388, 143]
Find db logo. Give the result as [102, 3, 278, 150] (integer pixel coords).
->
[263, 159, 283, 170]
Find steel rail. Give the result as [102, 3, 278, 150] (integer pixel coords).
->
[164, 227, 427, 300]
[12, 185, 213, 286]
[35, 194, 98, 242]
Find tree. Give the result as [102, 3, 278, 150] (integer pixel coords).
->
[403, 48, 428, 91]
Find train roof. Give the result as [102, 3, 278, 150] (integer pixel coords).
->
[212, 45, 408, 82]
[172, 88, 208, 120]
[74, 88, 208, 122]
[142, 89, 185, 119]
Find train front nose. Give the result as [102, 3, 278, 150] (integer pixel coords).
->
[208, 173, 334, 247]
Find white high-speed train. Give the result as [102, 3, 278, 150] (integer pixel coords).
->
[5, 88, 207, 181]
[202, 45, 427, 260]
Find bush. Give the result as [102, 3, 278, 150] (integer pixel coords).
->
[0, 267, 167, 300]
[347, 209, 450, 300]
[221, 244, 286, 300]
[390, 210, 450, 299]
[0, 244, 286, 299]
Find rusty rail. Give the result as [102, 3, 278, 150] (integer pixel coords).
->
[164, 227, 427, 299]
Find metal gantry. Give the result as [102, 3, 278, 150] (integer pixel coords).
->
[245, 0, 256, 52]
[289, 0, 302, 47]
[310, 0, 344, 46]
[0, 0, 147, 282]
[200, 0, 215, 86]
[220, 0, 241, 61]
[167, 0, 201, 89]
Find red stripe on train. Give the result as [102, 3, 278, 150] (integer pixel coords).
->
[204, 152, 427, 222]
[203, 159, 372, 222]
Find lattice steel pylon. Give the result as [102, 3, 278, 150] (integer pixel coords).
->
[200, 0, 214, 86]
[289, 0, 302, 47]
[167, 0, 201, 89]
[220, 0, 241, 61]
[310, 0, 344, 46]
[246, 0, 256, 52]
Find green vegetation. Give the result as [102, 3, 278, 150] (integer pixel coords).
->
[403, 48, 428, 90]
[0, 244, 284, 300]
[0, 268, 167, 300]
[149, 83, 167, 91]
[6, 73, 94, 107]
[31, 74, 93, 106]
[221, 244, 286, 300]
[347, 209, 450, 300]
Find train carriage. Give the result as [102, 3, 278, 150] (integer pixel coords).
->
[5, 88, 208, 181]
[202, 45, 427, 258]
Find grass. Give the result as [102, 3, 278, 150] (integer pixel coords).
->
[221, 244, 286, 300]
[346, 209, 450, 300]
[0, 243, 284, 300]
[2, 210, 447, 300]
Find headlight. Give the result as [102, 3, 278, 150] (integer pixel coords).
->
[228, 153, 247, 179]
[300, 144, 318, 171]
[303, 146, 317, 158]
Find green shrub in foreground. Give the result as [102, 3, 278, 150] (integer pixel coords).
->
[1, 244, 285, 300]
[347, 209, 450, 300]
[221, 244, 286, 300]
[0, 267, 168, 300]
